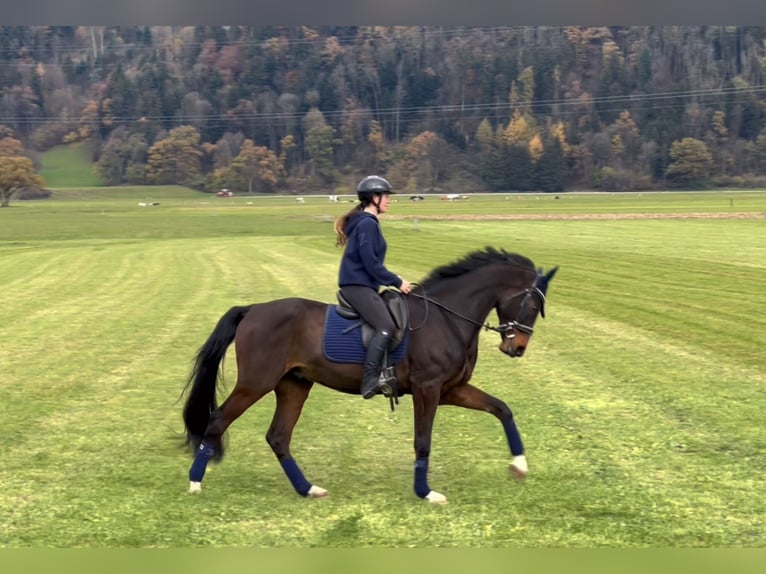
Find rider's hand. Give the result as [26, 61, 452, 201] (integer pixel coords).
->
[399, 279, 412, 294]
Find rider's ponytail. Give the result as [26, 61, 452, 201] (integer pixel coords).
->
[334, 203, 364, 246]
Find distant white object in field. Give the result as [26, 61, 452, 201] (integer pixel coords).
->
[295, 197, 305, 203]
[328, 194, 339, 203]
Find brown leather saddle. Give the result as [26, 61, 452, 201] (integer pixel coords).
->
[334, 288, 409, 350]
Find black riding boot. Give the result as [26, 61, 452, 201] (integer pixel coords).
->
[361, 330, 393, 399]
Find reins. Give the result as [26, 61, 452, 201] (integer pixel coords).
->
[407, 282, 545, 337]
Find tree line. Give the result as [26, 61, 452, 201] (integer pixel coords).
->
[2, 25, 766, 203]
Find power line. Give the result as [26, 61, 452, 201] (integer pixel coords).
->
[2, 84, 763, 126]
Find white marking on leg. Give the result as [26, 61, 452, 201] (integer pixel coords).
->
[307, 485, 328, 498]
[425, 490, 448, 505]
[189, 481, 202, 493]
[510, 455, 528, 480]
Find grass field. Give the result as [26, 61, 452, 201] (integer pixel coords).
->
[0, 188, 764, 548]
[38, 143, 104, 188]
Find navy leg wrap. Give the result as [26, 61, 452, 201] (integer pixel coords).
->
[280, 457, 312, 497]
[189, 441, 215, 482]
[414, 457, 430, 498]
[502, 418, 524, 456]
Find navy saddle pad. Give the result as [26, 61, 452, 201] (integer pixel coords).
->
[322, 305, 409, 364]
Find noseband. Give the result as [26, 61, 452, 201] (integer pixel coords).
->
[497, 287, 546, 339]
[409, 284, 546, 337]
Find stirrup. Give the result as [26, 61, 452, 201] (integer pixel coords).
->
[361, 376, 384, 399]
[361, 368, 395, 400]
[379, 367, 396, 399]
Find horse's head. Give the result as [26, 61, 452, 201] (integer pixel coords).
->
[496, 266, 558, 357]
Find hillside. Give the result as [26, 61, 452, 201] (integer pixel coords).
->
[2, 26, 766, 192]
[38, 143, 104, 187]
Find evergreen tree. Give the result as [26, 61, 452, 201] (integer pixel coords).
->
[535, 138, 566, 192]
[506, 144, 534, 190]
[480, 142, 509, 191]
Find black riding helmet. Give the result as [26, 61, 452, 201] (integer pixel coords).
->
[356, 175, 395, 204]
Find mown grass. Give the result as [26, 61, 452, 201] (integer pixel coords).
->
[0, 189, 764, 547]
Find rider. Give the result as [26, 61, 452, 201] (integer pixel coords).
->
[334, 175, 412, 399]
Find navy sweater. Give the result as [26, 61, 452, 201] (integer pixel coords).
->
[338, 211, 402, 290]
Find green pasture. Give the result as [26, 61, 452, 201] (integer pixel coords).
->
[0, 189, 764, 547]
[38, 144, 104, 188]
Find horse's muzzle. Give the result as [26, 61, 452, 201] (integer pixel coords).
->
[499, 339, 526, 357]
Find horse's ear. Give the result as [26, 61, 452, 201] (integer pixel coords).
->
[545, 266, 559, 281]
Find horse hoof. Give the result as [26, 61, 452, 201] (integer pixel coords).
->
[425, 490, 448, 505]
[509, 465, 527, 481]
[307, 485, 328, 498]
[189, 481, 202, 493]
[509, 455, 528, 481]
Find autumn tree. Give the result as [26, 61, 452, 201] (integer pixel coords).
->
[528, 134, 544, 163]
[146, 125, 203, 187]
[612, 110, 641, 169]
[517, 66, 535, 109]
[405, 130, 451, 189]
[215, 139, 278, 193]
[0, 137, 44, 207]
[504, 110, 535, 146]
[474, 118, 493, 149]
[665, 137, 713, 186]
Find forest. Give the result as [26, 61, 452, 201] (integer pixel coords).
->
[2, 25, 766, 195]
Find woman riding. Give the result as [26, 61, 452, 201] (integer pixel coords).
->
[334, 175, 412, 399]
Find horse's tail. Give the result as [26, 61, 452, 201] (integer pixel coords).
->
[182, 305, 252, 456]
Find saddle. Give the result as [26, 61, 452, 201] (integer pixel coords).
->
[334, 288, 409, 350]
[332, 288, 409, 409]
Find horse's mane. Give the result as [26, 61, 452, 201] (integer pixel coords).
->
[418, 247, 535, 291]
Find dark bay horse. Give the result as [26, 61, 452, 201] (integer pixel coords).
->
[182, 247, 558, 504]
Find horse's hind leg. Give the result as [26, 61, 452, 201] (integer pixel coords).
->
[439, 383, 528, 481]
[266, 374, 327, 498]
[189, 385, 268, 493]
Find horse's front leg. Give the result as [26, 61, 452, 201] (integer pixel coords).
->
[412, 385, 448, 505]
[439, 383, 528, 480]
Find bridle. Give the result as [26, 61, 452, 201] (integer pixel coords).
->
[500, 286, 546, 339]
[408, 283, 546, 338]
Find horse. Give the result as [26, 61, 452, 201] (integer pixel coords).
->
[181, 247, 558, 504]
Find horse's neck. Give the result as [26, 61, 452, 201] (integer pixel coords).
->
[436, 266, 520, 324]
